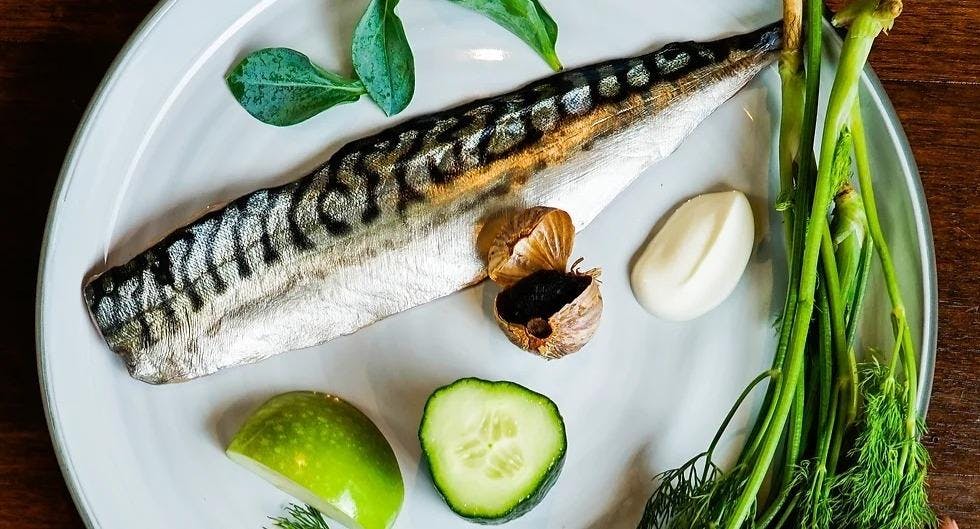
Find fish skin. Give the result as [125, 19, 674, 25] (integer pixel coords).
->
[84, 23, 782, 384]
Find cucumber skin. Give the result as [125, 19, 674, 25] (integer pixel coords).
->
[418, 378, 567, 525]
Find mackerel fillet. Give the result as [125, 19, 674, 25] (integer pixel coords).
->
[84, 24, 781, 383]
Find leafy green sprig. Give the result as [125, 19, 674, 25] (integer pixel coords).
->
[833, 361, 905, 525]
[638, 371, 776, 529]
[829, 96, 937, 529]
[227, 0, 562, 126]
[267, 504, 331, 529]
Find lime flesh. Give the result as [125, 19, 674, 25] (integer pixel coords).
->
[227, 392, 404, 529]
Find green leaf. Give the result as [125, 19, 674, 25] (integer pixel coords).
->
[448, 0, 562, 71]
[352, 0, 415, 116]
[226, 48, 366, 127]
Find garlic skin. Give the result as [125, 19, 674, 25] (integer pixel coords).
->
[488, 207, 575, 287]
[630, 190, 755, 321]
[494, 268, 602, 359]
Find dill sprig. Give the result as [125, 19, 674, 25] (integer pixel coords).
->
[833, 362, 904, 526]
[837, 14, 937, 524]
[833, 363, 936, 529]
[639, 458, 755, 529]
[267, 504, 331, 529]
[798, 460, 832, 529]
[638, 371, 774, 529]
[886, 439, 936, 529]
[637, 452, 722, 529]
[638, 452, 716, 527]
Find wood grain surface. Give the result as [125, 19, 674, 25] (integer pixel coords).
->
[1, 1, 977, 527]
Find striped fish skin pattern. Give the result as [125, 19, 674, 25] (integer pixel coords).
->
[84, 23, 781, 384]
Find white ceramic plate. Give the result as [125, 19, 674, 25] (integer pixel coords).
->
[36, 1, 936, 528]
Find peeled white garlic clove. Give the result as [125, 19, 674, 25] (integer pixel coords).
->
[630, 190, 755, 321]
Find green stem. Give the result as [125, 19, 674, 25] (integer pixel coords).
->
[706, 369, 779, 461]
[901, 326, 919, 431]
[821, 221, 859, 424]
[811, 383, 838, 500]
[772, 492, 802, 529]
[850, 98, 892, 309]
[806, 287, 838, 521]
[888, 320, 906, 376]
[845, 233, 874, 345]
[745, 166, 814, 463]
[778, 53, 805, 237]
[745, 8, 809, 481]
[726, 264, 808, 529]
[726, 6, 882, 528]
[744, 293, 796, 461]
[749, 1, 807, 468]
[798, 335, 820, 459]
[756, 480, 797, 529]
[742, 0, 821, 470]
[825, 381, 849, 477]
[851, 96, 920, 432]
[743, 204, 809, 464]
[816, 283, 834, 446]
[826, 293, 854, 478]
[785, 365, 806, 482]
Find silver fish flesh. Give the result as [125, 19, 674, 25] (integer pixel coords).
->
[84, 23, 781, 383]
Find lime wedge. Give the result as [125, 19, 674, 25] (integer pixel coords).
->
[227, 392, 403, 529]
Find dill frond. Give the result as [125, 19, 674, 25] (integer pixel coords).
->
[638, 452, 721, 529]
[637, 455, 756, 529]
[800, 469, 833, 529]
[833, 363, 936, 529]
[698, 466, 754, 528]
[798, 460, 832, 529]
[639, 371, 777, 529]
[833, 363, 904, 527]
[267, 504, 331, 529]
[884, 436, 937, 529]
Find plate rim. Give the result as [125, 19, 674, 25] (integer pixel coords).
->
[34, 7, 938, 529]
[34, 2, 182, 528]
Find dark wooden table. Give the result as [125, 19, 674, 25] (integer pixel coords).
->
[1, 1, 977, 527]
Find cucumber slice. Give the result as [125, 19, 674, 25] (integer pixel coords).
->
[419, 378, 566, 524]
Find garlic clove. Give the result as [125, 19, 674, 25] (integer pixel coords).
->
[488, 207, 575, 287]
[494, 268, 602, 359]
